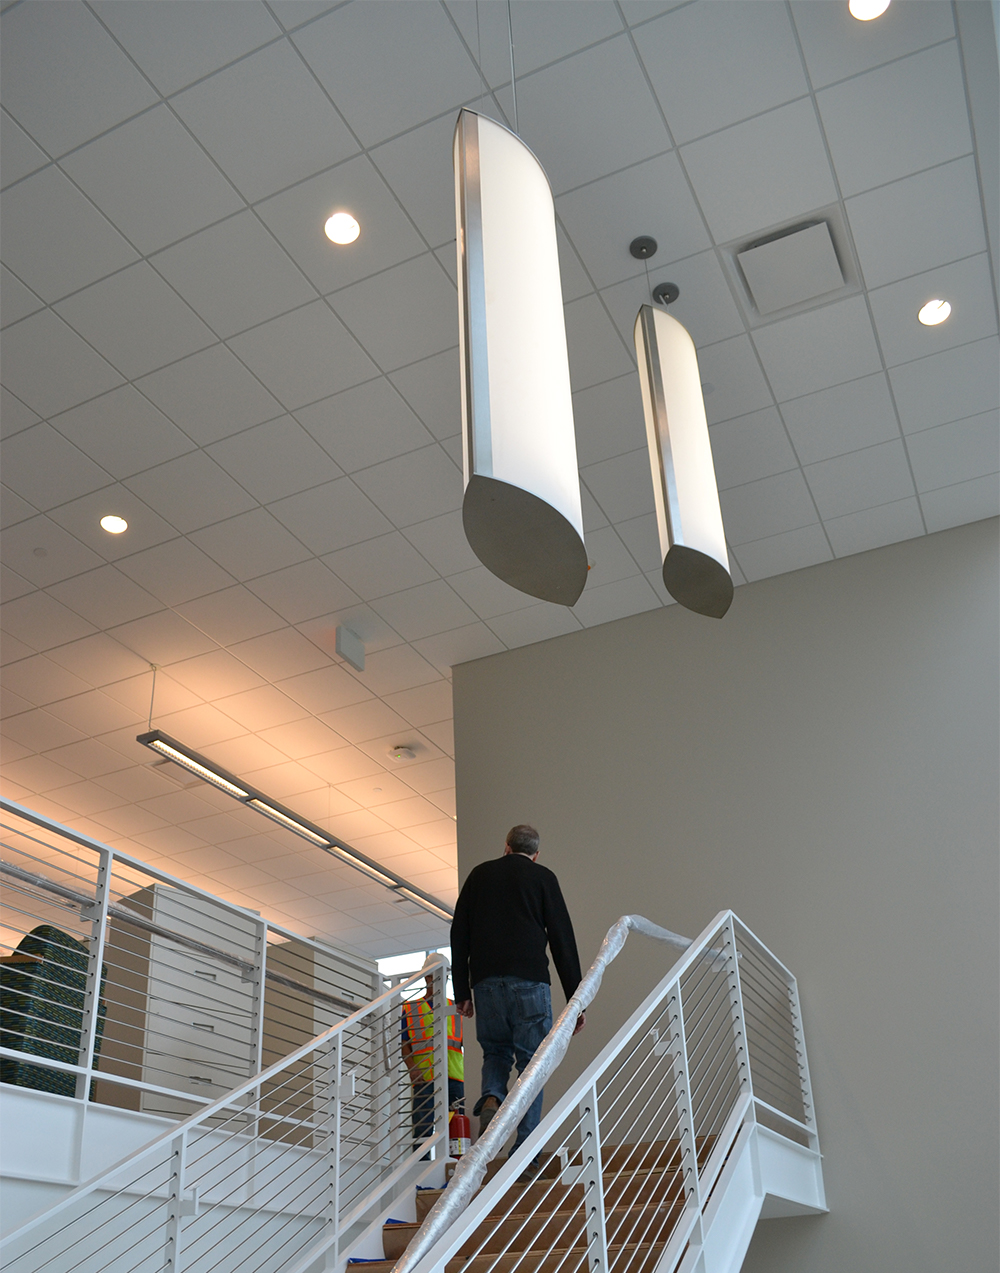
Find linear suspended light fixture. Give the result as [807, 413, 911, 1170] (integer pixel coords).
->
[136, 730, 453, 921]
[454, 109, 587, 606]
[634, 305, 734, 619]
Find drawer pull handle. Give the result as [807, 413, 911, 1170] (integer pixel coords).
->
[192, 1022, 215, 1032]
[194, 970, 217, 981]
[190, 1076, 214, 1086]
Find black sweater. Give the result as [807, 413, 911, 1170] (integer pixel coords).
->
[450, 853, 583, 1003]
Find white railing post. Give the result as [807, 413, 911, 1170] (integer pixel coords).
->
[788, 974, 818, 1145]
[666, 986, 702, 1223]
[247, 918, 267, 1078]
[75, 845, 112, 1101]
[723, 915, 752, 1104]
[431, 961, 448, 1156]
[578, 1083, 608, 1273]
[165, 1128, 196, 1273]
[328, 1033, 344, 1265]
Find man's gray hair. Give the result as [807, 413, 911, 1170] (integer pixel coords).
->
[506, 824, 539, 855]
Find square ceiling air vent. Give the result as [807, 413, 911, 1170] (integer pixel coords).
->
[737, 221, 845, 316]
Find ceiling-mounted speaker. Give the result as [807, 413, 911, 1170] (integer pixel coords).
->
[454, 109, 587, 606]
[634, 305, 733, 619]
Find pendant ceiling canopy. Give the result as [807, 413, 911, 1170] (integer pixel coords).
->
[454, 109, 588, 607]
[634, 304, 734, 619]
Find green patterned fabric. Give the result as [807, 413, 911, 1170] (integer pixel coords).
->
[1, 925, 106, 1098]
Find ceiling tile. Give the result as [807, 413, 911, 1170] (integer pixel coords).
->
[719, 469, 819, 545]
[791, 0, 955, 89]
[573, 573, 660, 628]
[229, 627, 331, 682]
[61, 106, 246, 258]
[323, 532, 437, 601]
[328, 253, 457, 373]
[381, 681, 453, 728]
[781, 373, 901, 464]
[92, 0, 281, 96]
[371, 580, 477, 642]
[396, 756, 454, 797]
[256, 153, 428, 293]
[0, 564, 33, 604]
[805, 439, 916, 519]
[106, 609, 218, 666]
[388, 348, 462, 442]
[176, 585, 286, 646]
[245, 558, 359, 624]
[736, 524, 832, 582]
[0, 514, 104, 588]
[571, 373, 645, 469]
[556, 152, 709, 291]
[1, 652, 94, 707]
[47, 485, 180, 562]
[298, 603, 404, 658]
[486, 601, 582, 650]
[419, 719, 454, 757]
[279, 663, 374, 715]
[635, 1, 807, 144]
[115, 537, 236, 607]
[1, 109, 49, 188]
[48, 565, 164, 628]
[517, 35, 669, 195]
[816, 43, 972, 198]
[171, 40, 359, 203]
[0, 266, 43, 328]
[581, 448, 654, 523]
[583, 524, 642, 588]
[1, 591, 97, 652]
[709, 407, 798, 490]
[1, 753, 84, 793]
[256, 714, 349, 760]
[921, 474, 1000, 533]
[868, 254, 998, 369]
[293, 1, 481, 149]
[1, 309, 124, 418]
[411, 619, 506, 673]
[352, 445, 462, 529]
[45, 737, 132, 780]
[616, 514, 662, 576]
[125, 450, 257, 533]
[269, 476, 393, 554]
[228, 300, 378, 411]
[160, 648, 265, 700]
[564, 294, 635, 393]
[888, 337, 1000, 435]
[370, 112, 460, 251]
[55, 262, 217, 380]
[190, 507, 313, 580]
[0, 422, 112, 511]
[135, 344, 284, 446]
[0, 387, 41, 441]
[216, 684, 310, 732]
[1, 166, 138, 303]
[906, 411, 999, 494]
[347, 645, 442, 697]
[680, 99, 837, 244]
[0, 632, 36, 664]
[825, 497, 925, 559]
[296, 378, 433, 473]
[752, 296, 882, 402]
[601, 254, 745, 350]
[446, 565, 536, 621]
[319, 699, 409, 746]
[207, 415, 342, 503]
[301, 746, 385, 786]
[0, 1, 157, 157]
[449, 0, 624, 85]
[153, 211, 317, 339]
[846, 156, 987, 291]
[51, 385, 196, 479]
[695, 334, 775, 426]
[0, 483, 36, 532]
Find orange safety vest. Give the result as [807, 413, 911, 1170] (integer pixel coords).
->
[402, 998, 463, 1082]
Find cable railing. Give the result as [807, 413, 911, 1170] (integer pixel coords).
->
[0, 955, 453, 1273]
[393, 910, 820, 1273]
[0, 799, 380, 1119]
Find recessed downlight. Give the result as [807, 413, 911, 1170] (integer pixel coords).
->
[917, 298, 952, 326]
[324, 211, 360, 244]
[849, 0, 890, 19]
[100, 515, 128, 534]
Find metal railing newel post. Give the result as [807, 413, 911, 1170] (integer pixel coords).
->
[432, 962, 448, 1157]
[666, 986, 702, 1230]
[787, 974, 818, 1147]
[328, 1032, 345, 1264]
[578, 1083, 609, 1273]
[165, 1127, 195, 1273]
[76, 845, 112, 1102]
[723, 915, 753, 1107]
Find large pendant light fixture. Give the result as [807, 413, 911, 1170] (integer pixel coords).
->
[454, 109, 587, 606]
[634, 304, 734, 618]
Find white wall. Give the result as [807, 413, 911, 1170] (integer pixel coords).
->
[453, 519, 999, 1273]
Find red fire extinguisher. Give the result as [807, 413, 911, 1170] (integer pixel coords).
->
[449, 1105, 471, 1158]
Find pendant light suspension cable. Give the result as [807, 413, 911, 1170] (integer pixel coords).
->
[147, 663, 158, 731]
[506, 0, 518, 133]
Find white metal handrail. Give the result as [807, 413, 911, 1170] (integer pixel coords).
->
[395, 910, 820, 1273]
[1, 955, 453, 1273]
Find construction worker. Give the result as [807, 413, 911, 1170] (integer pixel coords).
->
[401, 967, 464, 1153]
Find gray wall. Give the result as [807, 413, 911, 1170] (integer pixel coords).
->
[453, 519, 999, 1273]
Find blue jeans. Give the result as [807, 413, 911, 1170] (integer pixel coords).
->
[473, 977, 552, 1152]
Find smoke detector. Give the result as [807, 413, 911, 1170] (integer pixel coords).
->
[388, 745, 417, 762]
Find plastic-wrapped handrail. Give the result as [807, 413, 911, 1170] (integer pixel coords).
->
[392, 915, 692, 1273]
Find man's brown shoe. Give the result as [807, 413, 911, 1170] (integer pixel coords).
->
[478, 1097, 500, 1137]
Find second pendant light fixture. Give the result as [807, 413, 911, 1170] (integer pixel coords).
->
[453, 109, 732, 620]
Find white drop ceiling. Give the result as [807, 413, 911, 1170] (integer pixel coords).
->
[1, 0, 997, 958]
